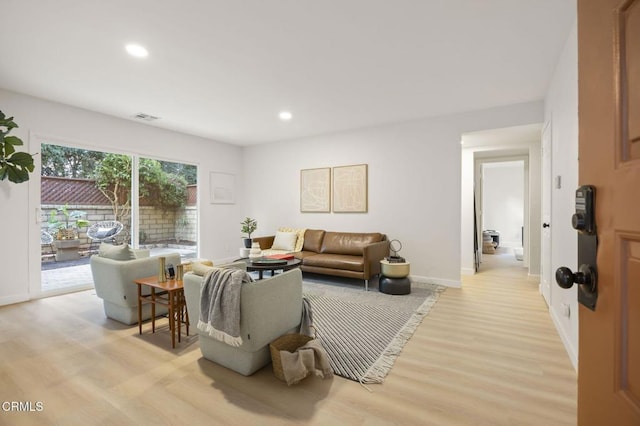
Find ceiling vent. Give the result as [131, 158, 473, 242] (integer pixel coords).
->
[133, 112, 160, 121]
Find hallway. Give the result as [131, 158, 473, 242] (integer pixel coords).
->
[445, 245, 576, 423]
[477, 246, 527, 277]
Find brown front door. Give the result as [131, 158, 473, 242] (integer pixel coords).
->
[577, 0, 640, 424]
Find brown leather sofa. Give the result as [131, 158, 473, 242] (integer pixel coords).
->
[253, 229, 390, 290]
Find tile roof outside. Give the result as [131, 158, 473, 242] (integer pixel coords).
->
[41, 177, 196, 206]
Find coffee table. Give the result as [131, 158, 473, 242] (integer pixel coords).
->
[241, 257, 302, 279]
[134, 275, 189, 348]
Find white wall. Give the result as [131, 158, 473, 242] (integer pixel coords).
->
[544, 20, 579, 369]
[0, 90, 244, 305]
[482, 161, 524, 248]
[244, 102, 543, 287]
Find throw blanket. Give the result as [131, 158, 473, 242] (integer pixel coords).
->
[280, 339, 334, 385]
[197, 268, 254, 347]
[299, 297, 315, 337]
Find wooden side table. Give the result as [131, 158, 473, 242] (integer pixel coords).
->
[134, 276, 189, 348]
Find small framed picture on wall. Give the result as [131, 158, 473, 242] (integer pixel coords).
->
[209, 172, 235, 204]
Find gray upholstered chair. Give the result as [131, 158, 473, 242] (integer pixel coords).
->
[90, 243, 181, 325]
[183, 263, 303, 376]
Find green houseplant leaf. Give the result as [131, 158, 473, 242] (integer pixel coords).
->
[0, 111, 36, 184]
[4, 135, 23, 146]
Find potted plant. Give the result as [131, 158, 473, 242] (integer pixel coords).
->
[240, 217, 257, 248]
[0, 110, 36, 183]
[48, 204, 90, 239]
[48, 204, 90, 261]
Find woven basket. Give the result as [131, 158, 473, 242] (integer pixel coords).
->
[269, 333, 313, 382]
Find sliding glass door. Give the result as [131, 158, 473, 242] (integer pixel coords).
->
[40, 144, 132, 294]
[38, 142, 198, 296]
[137, 157, 198, 260]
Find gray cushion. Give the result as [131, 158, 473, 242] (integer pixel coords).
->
[99, 243, 136, 261]
[95, 227, 118, 239]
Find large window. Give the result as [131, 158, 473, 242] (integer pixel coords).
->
[137, 156, 198, 252]
[40, 143, 198, 294]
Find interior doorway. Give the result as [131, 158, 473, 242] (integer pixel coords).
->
[460, 123, 542, 278]
[476, 159, 527, 273]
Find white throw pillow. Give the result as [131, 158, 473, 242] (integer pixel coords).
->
[278, 227, 306, 252]
[271, 231, 297, 251]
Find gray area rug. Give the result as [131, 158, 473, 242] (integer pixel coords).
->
[302, 277, 445, 384]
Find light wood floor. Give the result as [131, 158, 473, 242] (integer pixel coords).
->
[0, 256, 576, 425]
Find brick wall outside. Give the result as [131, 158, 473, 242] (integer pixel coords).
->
[138, 206, 197, 246]
[41, 204, 197, 252]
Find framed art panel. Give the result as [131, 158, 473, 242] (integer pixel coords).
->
[209, 172, 235, 204]
[300, 167, 331, 212]
[332, 164, 368, 213]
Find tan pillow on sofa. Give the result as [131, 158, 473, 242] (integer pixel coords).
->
[271, 231, 297, 251]
[278, 227, 306, 252]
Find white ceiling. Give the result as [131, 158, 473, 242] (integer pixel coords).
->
[0, 1, 575, 146]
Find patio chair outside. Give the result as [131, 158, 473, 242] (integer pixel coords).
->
[87, 220, 124, 253]
[41, 230, 56, 262]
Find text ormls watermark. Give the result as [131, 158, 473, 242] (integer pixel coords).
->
[2, 401, 44, 412]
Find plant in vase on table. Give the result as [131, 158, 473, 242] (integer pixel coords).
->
[240, 217, 257, 249]
[48, 204, 90, 240]
[47, 205, 90, 261]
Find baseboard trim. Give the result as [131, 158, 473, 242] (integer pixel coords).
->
[460, 267, 475, 276]
[550, 307, 578, 371]
[0, 293, 29, 307]
[410, 274, 461, 288]
[528, 273, 540, 280]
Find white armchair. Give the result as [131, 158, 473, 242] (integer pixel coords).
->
[183, 263, 303, 376]
[90, 245, 181, 325]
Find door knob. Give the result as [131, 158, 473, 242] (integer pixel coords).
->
[543, 223, 550, 228]
[555, 264, 597, 294]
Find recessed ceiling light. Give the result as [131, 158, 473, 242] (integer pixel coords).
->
[279, 111, 293, 121]
[125, 44, 148, 58]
